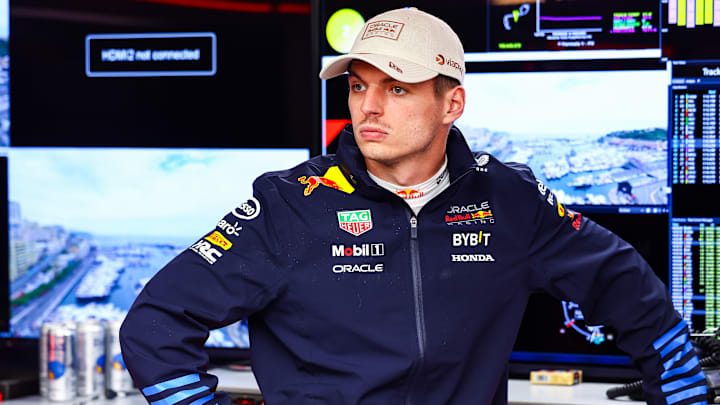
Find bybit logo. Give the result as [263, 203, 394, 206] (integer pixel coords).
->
[452, 232, 491, 247]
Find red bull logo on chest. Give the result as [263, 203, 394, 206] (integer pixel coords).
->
[445, 201, 495, 225]
[337, 209, 373, 236]
[298, 166, 355, 196]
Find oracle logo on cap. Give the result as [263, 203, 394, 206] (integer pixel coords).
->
[362, 20, 405, 41]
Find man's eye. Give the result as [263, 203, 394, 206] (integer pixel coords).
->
[392, 86, 406, 95]
[351, 83, 366, 91]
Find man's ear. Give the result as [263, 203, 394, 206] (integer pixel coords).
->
[443, 86, 465, 124]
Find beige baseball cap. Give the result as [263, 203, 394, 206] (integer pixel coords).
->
[319, 7, 465, 84]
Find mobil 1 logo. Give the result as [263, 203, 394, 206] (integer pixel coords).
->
[331, 243, 385, 257]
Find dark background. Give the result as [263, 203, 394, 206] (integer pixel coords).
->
[9, 0, 317, 152]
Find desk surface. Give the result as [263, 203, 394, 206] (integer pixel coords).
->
[507, 380, 634, 404]
[1, 370, 634, 404]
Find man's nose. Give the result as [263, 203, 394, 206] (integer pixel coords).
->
[360, 86, 384, 116]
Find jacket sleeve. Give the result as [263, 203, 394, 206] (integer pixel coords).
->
[119, 176, 288, 405]
[512, 164, 707, 405]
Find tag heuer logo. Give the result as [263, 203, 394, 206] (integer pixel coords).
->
[337, 209, 373, 236]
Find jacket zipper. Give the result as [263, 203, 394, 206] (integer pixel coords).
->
[403, 165, 479, 404]
[405, 214, 425, 405]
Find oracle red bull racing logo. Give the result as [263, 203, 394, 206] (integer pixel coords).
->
[298, 166, 355, 196]
[337, 209, 373, 236]
[445, 201, 495, 225]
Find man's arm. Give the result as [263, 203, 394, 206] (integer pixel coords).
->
[511, 163, 707, 405]
[120, 178, 287, 405]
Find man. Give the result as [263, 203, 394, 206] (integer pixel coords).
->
[120, 7, 707, 405]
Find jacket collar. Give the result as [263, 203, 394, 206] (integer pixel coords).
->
[335, 124, 478, 195]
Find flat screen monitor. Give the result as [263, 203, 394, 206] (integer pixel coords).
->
[667, 60, 720, 335]
[455, 61, 670, 377]
[317, 0, 662, 57]
[455, 60, 669, 213]
[2, 0, 315, 359]
[9, 0, 313, 151]
[661, 0, 720, 60]
[3, 147, 309, 350]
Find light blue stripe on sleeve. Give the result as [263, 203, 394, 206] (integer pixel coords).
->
[663, 341, 695, 371]
[188, 393, 214, 405]
[143, 374, 200, 396]
[661, 371, 706, 392]
[666, 385, 707, 405]
[661, 333, 688, 359]
[654, 321, 687, 350]
[662, 356, 700, 381]
[150, 386, 208, 405]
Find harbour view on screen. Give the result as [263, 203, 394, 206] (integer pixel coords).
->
[456, 69, 669, 207]
[5, 147, 309, 348]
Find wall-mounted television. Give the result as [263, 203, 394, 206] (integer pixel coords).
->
[3, 0, 315, 365]
[3, 147, 309, 353]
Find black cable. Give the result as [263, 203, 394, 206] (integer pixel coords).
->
[701, 351, 720, 368]
[694, 335, 720, 360]
[606, 380, 644, 400]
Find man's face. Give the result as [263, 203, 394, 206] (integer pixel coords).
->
[347, 61, 447, 168]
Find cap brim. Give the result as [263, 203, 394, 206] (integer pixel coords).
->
[319, 53, 438, 84]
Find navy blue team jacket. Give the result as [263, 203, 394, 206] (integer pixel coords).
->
[120, 126, 707, 405]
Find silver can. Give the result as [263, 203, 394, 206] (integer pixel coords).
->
[46, 322, 77, 402]
[76, 319, 105, 398]
[105, 320, 134, 397]
[39, 322, 52, 398]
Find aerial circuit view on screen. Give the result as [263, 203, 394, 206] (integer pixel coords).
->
[488, 0, 659, 52]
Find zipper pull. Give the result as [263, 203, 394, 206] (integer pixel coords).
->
[410, 216, 418, 239]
